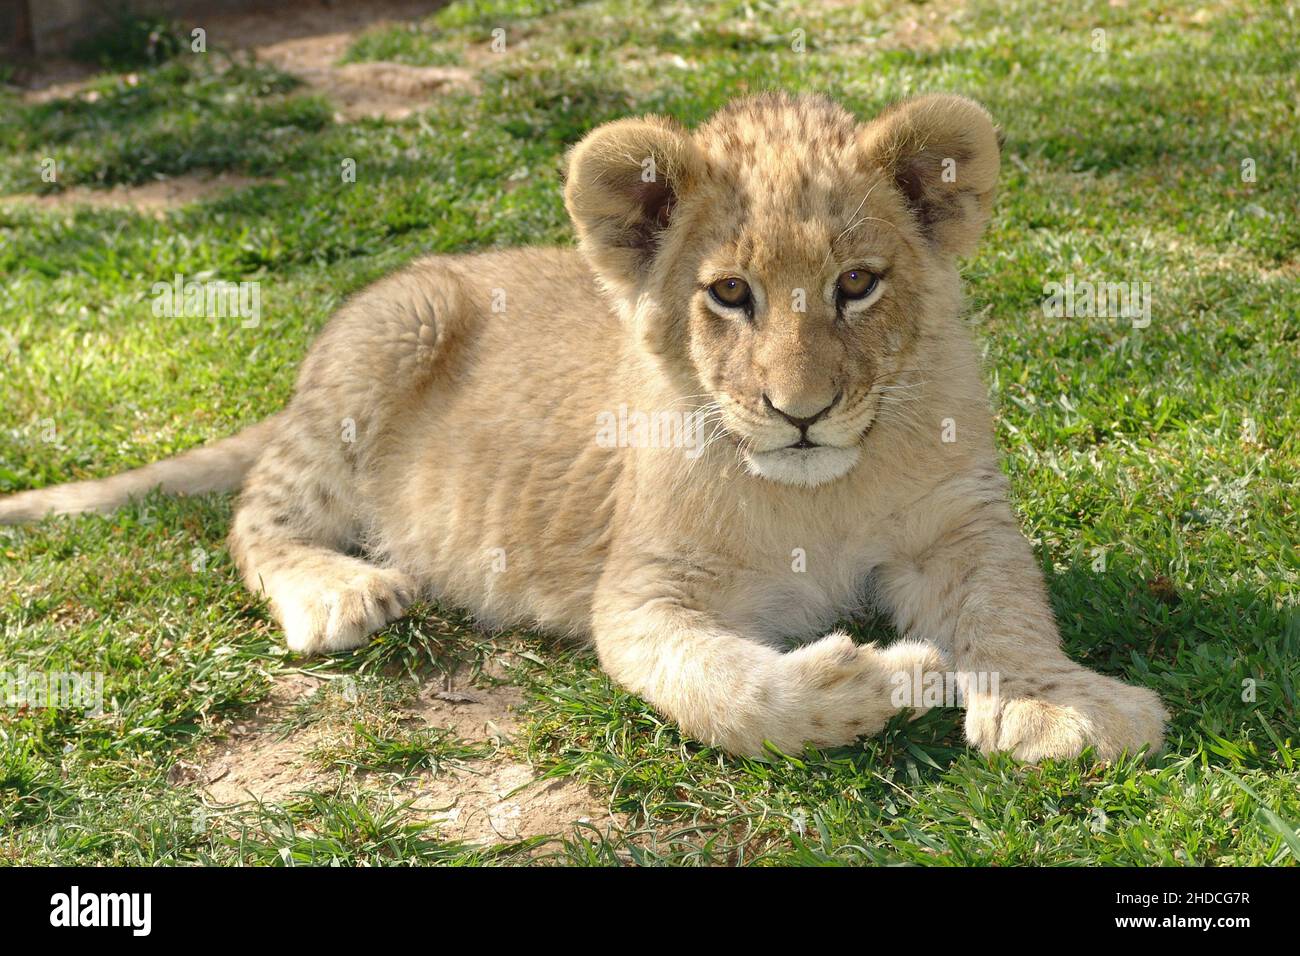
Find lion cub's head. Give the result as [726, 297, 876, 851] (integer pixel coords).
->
[565, 92, 1000, 487]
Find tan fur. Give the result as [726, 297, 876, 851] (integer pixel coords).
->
[2, 93, 1167, 761]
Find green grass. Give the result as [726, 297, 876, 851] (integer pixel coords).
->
[70, 10, 188, 71]
[1, 0, 1297, 865]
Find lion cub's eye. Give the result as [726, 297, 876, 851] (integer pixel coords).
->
[708, 277, 752, 309]
[837, 269, 880, 301]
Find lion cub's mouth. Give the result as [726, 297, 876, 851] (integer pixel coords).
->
[742, 410, 881, 487]
[715, 411, 877, 488]
[743, 443, 862, 487]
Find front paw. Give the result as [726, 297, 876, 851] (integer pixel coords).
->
[275, 567, 418, 655]
[964, 670, 1167, 763]
[757, 633, 946, 751]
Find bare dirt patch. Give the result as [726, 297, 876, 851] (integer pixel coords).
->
[11, 0, 456, 105]
[204, 0, 448, 59]
[881, 3, 967, 52]
[187, 671, 336, 805]
[193, 664, 622, 846]
[6, 1, 473, 212]
[0, 172, 269, 215]
[300, 60, 476, 122]
[398, 680, 617, 844]
[222, 2, 478, 122]
[12, 58, 102, 104]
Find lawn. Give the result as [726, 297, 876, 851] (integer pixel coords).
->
[0, 0, 1297, 865]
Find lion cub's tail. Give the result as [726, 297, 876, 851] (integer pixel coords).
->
[0, 415, 282, 524]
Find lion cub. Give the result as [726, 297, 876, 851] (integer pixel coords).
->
[1, 93, 1167, 761]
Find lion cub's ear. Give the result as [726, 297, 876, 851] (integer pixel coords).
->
[564, 116, 703, 294]
[861, 94, 1001, 258]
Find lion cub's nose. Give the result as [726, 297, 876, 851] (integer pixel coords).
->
[762, 392, 841, 430]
